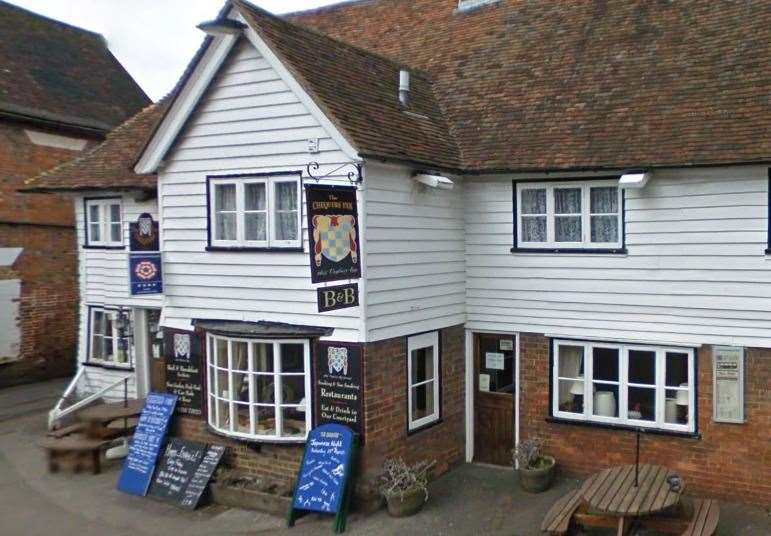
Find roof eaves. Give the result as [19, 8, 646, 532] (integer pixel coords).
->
[0, 102, 112, 135]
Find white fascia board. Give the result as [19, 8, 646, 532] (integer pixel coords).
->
[134, 32, 239, 174]
[240, 23, 360, 162]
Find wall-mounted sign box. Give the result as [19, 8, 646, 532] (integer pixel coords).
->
[129, 253, 163, 295]
[163, 329, 203, 417]
[314, 342, 364, 438]
[713, 346, 745, 423]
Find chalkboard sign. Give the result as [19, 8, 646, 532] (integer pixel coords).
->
[148, 438, 225, 510]
[117, 392, 177, 496]
[314, 342, 364, 438]
[289, 424, 356, 533]
[163, 329, 203, 417]
[181, 444, 225, 510]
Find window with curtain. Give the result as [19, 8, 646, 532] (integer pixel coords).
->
[515, 180, 622, 250]
[206, 334, 311, 441]
[89, 307, 130, 366]
[407, 331, 441, 431]
[85, 198, 123, 247]
[552, 339, 695, 433]
[208, 175, 302, 249]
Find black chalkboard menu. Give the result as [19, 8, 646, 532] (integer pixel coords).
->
[314, 342, 364, 438]
[163, 329, 203, 417]
[148, 438, 225, 510]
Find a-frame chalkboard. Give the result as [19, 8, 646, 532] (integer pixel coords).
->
[288, 424, 358, 534]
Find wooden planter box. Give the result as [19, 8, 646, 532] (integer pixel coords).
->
[209, 482, 292, 516]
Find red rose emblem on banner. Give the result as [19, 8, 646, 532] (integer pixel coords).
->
[134, 260, 158, 280]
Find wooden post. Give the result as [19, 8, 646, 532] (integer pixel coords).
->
[635, 428, 641, 487]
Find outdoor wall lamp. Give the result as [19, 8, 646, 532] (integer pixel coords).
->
[413, 172, 454, 190]
[619, 169, 652, 189]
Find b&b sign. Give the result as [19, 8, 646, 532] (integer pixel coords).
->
[317, 283, 359, 313]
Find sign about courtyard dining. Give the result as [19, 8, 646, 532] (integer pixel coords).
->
[314, 342, 363, 438]
[305, 185, 361, 284]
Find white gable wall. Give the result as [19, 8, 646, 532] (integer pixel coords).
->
[159, 40, 362, 341]
[465, 165, 771, 348]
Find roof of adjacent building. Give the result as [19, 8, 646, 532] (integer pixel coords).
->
[291, 0, 771, 171]
[22, 101, 166, 192]
[0, 0, 150, 133]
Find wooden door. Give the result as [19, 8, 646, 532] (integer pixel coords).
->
[474, 333, 516, 466]
[146, 309, 166, 392]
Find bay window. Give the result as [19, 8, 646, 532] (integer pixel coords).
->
[208, 174, 302, 249]
[89, 307, 130, 366]
[85, 198, 123, 247]
[515, 180, 623, 251]
[206, 334, 311, 441]
[407, 331, 441, 431]
[552, 339, 695, 433]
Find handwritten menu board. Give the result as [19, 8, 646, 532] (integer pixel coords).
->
[291, 424, 354, 515]
[117, 392, 177, 496]
[163, 329, 203, 416]
[314, 342, 363, 438]
[148, 438, 225, 510]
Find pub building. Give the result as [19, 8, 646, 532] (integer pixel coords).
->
[23, 0, 770, 509]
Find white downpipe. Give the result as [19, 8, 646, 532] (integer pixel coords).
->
[514, 333, 520, 470]
[464, 329, 474, 462]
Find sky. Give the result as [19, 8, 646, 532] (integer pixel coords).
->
[8, 0, 346, 100]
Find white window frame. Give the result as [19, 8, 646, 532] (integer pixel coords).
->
[552, 339, 696, 433]
[457, 0, 499, 11]
[208, 175, 302, 249]
[206, 334, 312, 442]
[407, 331, 441, 431]
[515, 180, 622, 250]
[88, 307, 131, 368]
[85, 198, 123, 247]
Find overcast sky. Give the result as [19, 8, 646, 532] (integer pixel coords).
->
[9, 0, 345, 100]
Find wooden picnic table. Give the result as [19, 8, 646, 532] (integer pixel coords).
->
[77, 398, 145, 424]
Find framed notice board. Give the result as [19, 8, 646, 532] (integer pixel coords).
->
[713, 346, 745, 423]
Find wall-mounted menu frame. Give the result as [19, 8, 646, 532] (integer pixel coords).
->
[712, 346, 745, 424]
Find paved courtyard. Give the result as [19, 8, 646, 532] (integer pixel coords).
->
[0, 380, 768, 535]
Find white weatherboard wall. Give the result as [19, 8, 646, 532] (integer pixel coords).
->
[74, 192, 161, 396]
[159, 40, 361, 341]
[365, 163, 466, 341]
[465, 165, 771, 348]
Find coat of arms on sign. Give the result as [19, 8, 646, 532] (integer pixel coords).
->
[312, 215, 358, 267]
[174, 334, 191, 360]
[327, 347, 348, 376]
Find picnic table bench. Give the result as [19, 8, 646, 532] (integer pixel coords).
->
[542, 464, 720, 536]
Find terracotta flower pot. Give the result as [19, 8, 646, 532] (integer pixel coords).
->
[518, 455, 556, 493]
[384, 486, 427, 517]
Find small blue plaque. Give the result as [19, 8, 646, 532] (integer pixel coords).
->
[129, 253, 163, 295]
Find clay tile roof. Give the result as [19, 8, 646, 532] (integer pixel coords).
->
[21, 100, 167, 192]
[0, 0, 150, 132]
[235, 0, 462, 169]
[291, 0, 771, 171]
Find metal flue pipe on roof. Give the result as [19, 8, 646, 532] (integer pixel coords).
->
[399, 69, 411, 107]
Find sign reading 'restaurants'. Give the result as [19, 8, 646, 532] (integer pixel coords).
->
[305, 185, 361, 283]
[314, 341, 363, 438]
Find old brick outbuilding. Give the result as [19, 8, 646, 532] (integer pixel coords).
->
[0, 1, 149, 387]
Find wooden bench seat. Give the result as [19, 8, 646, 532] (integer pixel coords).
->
[541, 489, 582, 535]
[39, 434, 110, 475]
[682, 499, 719, 536]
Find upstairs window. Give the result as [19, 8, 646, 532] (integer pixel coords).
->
[515, 180, 623, 251]
[208, 174, 302, 250]
[85, 198, 123, 247]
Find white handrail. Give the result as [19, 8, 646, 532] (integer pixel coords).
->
[48, 370, 134, 430]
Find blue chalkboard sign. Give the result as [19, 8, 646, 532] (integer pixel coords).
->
[289, 424, 357, 533]
[117, 392, 177, 496]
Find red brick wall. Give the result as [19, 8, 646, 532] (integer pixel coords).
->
[519, 333, 771, 507]
[172, 325, 467, 502]
[0, 119, 96, 387]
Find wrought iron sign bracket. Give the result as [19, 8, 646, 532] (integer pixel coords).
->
[305, 161, 364, 186]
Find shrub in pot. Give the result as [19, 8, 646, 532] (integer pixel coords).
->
[380, 458, 435, 517]
[512, 438, 556, 493]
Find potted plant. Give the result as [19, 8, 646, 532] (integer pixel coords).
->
[513, 437, 556, 493]
[380, 458, 435, 517]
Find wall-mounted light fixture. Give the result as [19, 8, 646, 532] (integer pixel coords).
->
[619, 170, 652, 189]
[413, 172, 454, 190]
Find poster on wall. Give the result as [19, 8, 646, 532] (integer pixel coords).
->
[129, 213, 160, 252]
[314, 341, 363, 438]
[713, 346, 745, 423]
[163, 329, 203, 417]
[305, 184, 361, 283]
[129, 253, 163, 295]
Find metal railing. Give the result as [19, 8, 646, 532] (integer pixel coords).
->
[48, 369, 134, 430]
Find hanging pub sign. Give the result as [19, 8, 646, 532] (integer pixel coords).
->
[129, 213, 160, 252]
[305, 184, 361, 284]
[317, 283, 359, 313]
[163, 329, 204, 417]
[713, 346, 745, 423]
[129, 253, 163, 295]
[314, 342, 363, 437]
